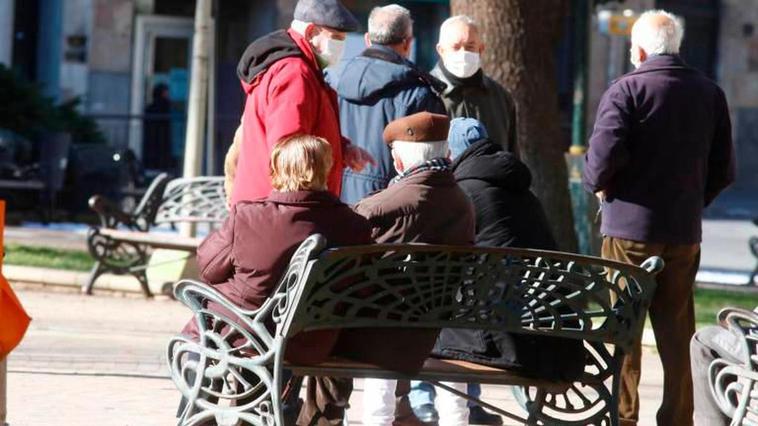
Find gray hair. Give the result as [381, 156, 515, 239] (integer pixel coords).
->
[438, 15, 477, 44]
[368, 4, 413, 45]
[631, 10, 684, 55]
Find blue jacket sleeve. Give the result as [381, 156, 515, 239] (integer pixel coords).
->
[583, 82, 633, 194]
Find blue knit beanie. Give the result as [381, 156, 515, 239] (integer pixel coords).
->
[448, 118, 489, 160]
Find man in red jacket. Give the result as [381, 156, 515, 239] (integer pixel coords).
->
[230, 0, 373, 205]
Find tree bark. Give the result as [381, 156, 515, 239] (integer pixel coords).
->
[451, 0, 578, 252]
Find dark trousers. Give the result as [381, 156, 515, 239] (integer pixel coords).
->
[297, 377, 353, 425]
[690, 326, 744, 426]
[602, 237, 700, 426]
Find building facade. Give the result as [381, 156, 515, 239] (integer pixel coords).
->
[1, 0, 756, 200]
[1, 0, 450, 176]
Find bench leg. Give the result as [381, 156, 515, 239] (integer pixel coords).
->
[510, 342, 620, 425]
[83, 261, 105, 295]
[87, 227, 153, 297]
[132, 269, 153, 298]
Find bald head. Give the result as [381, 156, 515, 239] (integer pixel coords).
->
[630, 10, 684, 68]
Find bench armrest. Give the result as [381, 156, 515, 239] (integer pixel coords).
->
[709, 307, 758, 420]
[718, 307, 758, 361]
[640, 256, 664, 275]
[168, 279, 288, 425]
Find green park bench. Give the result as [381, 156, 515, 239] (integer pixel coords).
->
[85, 173, 227, 297]
[167, 234, 663, 425]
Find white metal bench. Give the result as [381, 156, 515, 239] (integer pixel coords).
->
[709, 307, 758, 424]
[85, 173, 227, 296]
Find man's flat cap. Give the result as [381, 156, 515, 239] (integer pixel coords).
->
[383, 112, 450, 144]
[294, 0, 360, 33]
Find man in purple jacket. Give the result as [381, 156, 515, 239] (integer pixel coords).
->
[583, 10, 735, 426]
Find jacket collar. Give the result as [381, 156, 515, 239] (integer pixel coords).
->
[392, 158, 451, 186]
[267, 190, 343, 206]
[360, 44, 406, 65]
[360, 46, 447, 94]
[451, 138, 501, 170]
[623, 54, 697, 78]
[433, 61, 486, 95]
[392, 168, 456, 187]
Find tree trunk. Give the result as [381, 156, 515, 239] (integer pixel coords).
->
[451, 0, 578, 252]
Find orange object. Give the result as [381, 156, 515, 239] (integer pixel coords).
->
[0, 200, 30, 357]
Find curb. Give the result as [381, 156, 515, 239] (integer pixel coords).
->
[4, 264, 146, 294]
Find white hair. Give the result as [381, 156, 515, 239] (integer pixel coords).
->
[392, 140, 449, 171]
[368, 4, 413, 45]
[631, 10, 684, 55]
[438, 15, 476, 45]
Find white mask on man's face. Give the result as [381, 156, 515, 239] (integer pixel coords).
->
[443, 50, 481, 78]
[315, 35, 346, 68]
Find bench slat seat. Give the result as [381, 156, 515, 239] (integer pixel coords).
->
[288, 357, 570, 391]
[98, 229, 202, 251]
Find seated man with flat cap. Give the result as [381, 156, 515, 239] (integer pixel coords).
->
[348, 112, 476, 426]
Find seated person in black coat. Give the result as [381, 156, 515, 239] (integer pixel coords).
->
[411, 118, 586, 425]
[438, 118, 584, 377]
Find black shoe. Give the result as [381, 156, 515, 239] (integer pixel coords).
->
[411, 403, 439, 423]
[469, 405, 503, 425]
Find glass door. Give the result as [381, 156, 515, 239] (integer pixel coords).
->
[129, 15, 193, 176]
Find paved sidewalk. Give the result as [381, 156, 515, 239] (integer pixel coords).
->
[5, 285, 666, 425]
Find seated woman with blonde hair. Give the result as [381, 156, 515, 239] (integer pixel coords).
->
[181, 134, 372, 424]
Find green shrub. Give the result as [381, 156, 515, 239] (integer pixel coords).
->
[0, 64, 105, 143]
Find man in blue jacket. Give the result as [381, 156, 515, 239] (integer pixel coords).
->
[329, 4, 446, 205]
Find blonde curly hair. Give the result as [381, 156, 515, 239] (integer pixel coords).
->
[270, 134, 333, 192]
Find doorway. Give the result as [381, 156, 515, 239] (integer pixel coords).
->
[129, 15, 194, 175]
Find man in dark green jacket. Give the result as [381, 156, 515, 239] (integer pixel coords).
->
[430, 15, 519, 157]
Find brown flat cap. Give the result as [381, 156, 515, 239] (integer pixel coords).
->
[383, 112, 450, 144]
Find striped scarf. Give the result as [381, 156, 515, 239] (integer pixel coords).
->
[390, 157, 451, 186]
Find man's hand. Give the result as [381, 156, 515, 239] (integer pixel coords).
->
[595, 191, 606, 203]
[343, 144, 376, 173]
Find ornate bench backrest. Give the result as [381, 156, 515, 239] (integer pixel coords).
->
[130, 173, 172, 231]
[153, 176, 228, 228]
[278, 235, 661, 353]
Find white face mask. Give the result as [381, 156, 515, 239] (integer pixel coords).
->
[443, 50, 481, 79]
[316, 36, 346, 68]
